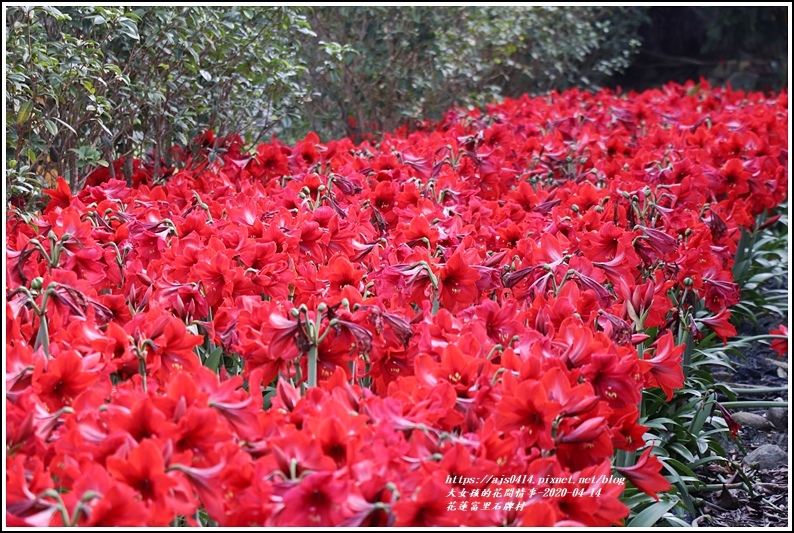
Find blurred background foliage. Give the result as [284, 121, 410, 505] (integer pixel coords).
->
[298, 6, 646, 140]
[6, 5, 311, 198]
[5, 5, 789, 202]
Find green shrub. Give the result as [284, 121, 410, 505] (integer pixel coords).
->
[296, 6, 647, 141]
[6, 6, 311, 201]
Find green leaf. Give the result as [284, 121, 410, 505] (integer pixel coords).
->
[118, 19, 140, 40]
[17, 101, 34, 124]
[627, 500, 677, 527]
[662, 458, 700, 483]
[199, 70, 211, 82]
[52, 117, 77, 134]
[667, 443, 695, 463]
[43, 119, 59, 136]
[204, 346, 224, 372]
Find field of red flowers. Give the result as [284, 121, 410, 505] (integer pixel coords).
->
[5, 80, 789, 527]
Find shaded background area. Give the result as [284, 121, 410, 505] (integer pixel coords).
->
[613, 6, 788, 93]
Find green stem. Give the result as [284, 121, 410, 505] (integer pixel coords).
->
[316, 319, 338, 345]
[691, 482, 744, 492]
[307, 344, 318, 388]
[34, 313, 50, 356]
[732, 334, 788, 343]
[138, 356, 147, 393]
[486, 344, 504, 360]
[720, 401, 788, 409]
[728, 386, 789, 395]
[293, 358, 302, 387]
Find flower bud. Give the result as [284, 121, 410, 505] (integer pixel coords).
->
[30, 277, 43, 291]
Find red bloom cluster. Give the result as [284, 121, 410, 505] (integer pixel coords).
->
[5, 81, 788, 526]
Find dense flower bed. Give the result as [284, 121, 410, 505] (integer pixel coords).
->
[5, 81, 788, 526]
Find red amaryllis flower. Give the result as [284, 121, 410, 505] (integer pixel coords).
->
[373, 261, 435, 304]
[106, 439, 183, 525]
[392, 472, 459, 527]
[770, 325, 788, 357]
[495, 375, 562, 448]
[701, 266, 740, 313]
[62, 247, 107, 286]
[169, 461, 226, 521]
[615, 278, 670, 330]
[71, 464, 148, 526]
[319, 254, 365, 298]
[616, 448, 671, 500]
[32, 350, 98, 409]
[697, 308, 737, 344]
[262, 308, 307, 362]
[641, 332, 685, 400]
[42, 177, 76, 212]
[277, 471, 351, 526]
[149, 315, 204, 377]
[107, 396, 171, 443]
[715, 402, 742, 439]
[248, 143, 289, 181]
[719, 158, 751, 196]
[438, 250, 481, 312]
[541, 367, 599, 417]
[414, 344, 483, 397]
[581, 351, 642, 409]
[403, 215, 440, 248]
[578, 222, 633, 262]
[459, 298, 522, 345]
[155, 279, 208, 322]
[635, 225, 678, 256]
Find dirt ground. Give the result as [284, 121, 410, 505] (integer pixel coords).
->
[698, 308, 789, 527]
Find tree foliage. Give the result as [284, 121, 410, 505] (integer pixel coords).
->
[298, 6, 647, 140]
[6, 6, 312, 200]
[7, 6, 649, 201]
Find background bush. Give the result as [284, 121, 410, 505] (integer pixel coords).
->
[6, 6, 788, 203]
[297, 6, 647, 141]
[6, 6, 311, 197]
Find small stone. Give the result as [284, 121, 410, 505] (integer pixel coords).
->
[731, 411, 772, 429]
[767, 407, 788, 430]
[743, 444, 787, 470]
